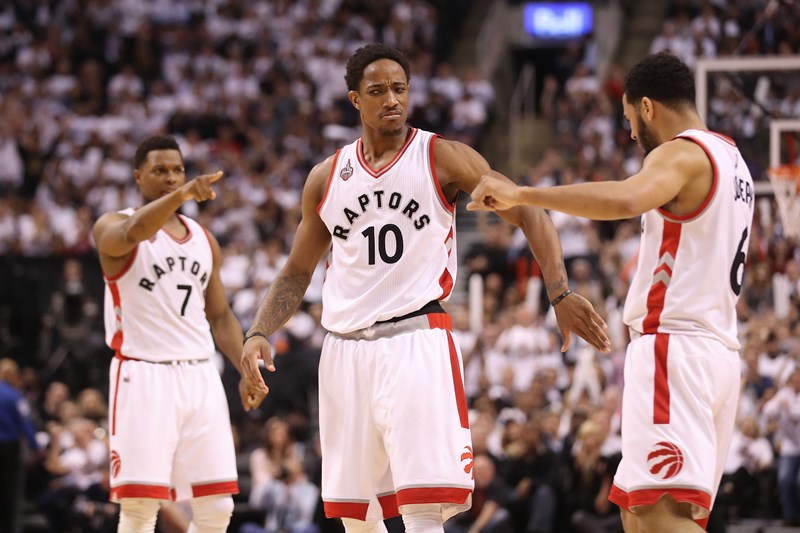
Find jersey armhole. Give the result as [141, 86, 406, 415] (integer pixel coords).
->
[103, 245, 139, 282]
[199, 224, 216, 263]
[657, 135, 718, 223]
[428, 135, 457, 214]
[316, 149, 341, 214]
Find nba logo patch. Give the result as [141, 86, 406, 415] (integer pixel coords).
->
[647, 441, 684, 480]
[340, 159, 353, 181]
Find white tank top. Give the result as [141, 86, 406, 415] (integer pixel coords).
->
[317, 128, 457, 333]
[623, 129, 755, 349]
[103, 209, 216, 361]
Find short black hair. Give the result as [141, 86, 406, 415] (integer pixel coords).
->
[134, 135, 182, 169]
[623, 52, 696, 109]
[345, 43, 411, 92]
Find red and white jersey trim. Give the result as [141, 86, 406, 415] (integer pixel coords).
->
[318, 128, 457, 333]
[623, 129, 754, 349]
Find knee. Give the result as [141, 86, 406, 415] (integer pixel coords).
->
[119, 498, 160, 531]
[190, 495, 234, 531]
[341, 518, 388, 533]
[634, 496, 696, 531]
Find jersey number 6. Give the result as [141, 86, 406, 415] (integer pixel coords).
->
[729, 227, 748, 296]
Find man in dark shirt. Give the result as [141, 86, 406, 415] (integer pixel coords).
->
[0, 358, 39, 533]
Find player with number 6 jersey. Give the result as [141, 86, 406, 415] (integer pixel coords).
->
[467, 53, 755, 532]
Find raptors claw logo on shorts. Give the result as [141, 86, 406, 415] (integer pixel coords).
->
[461, 446, 474, 478]
[110, 450, 122, 478]
[647, 441, 684, 479]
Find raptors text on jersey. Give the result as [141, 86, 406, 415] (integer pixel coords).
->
[317, 128, 457, 333]
[623, 130, 755, 349]
[103, 209, 216, 361]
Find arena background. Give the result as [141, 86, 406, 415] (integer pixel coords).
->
[1, 0, 799, 532]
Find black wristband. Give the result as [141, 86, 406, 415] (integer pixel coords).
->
[243, 331, 269, 345]
[550, 289, 573, 307]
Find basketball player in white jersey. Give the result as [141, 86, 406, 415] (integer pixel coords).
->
[240, 44, 610, 533]
[93, 136, 266, 533]
[468, 53, 755, 532]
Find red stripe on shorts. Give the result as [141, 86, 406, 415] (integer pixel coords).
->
[111, 356, 123, 436]
[378, 493, 400, 518]
[192, 480, 239, 498]
[653, 334, 671, 424]
[110, 483, 170, 500]
[609, 484, 711, 528]
[323, 501, 369, 520]
[446, 331, 469, 429]
[396, 486, 472, 507]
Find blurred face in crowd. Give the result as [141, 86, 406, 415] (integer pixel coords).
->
[350, 59, 409, 137]
[622, 93, 660, 155]
[134, 149, 186, 203]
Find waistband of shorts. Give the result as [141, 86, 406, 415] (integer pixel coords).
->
[115, 352, 209, 366]
[330, 308, 451, 341]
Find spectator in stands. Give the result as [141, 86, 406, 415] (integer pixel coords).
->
[0, 358, 39, 533]
[764, 369, 800, 525]
[445, 454, 514, 533]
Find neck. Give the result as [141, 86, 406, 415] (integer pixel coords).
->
[361, 125, 409, 157]
[657, 108, 707, 144]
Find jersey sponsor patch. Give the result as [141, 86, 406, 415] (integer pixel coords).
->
[647, 441, 684, 480]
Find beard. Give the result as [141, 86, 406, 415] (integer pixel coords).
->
[636, 115, 660, 155]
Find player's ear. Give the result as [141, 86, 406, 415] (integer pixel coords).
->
[348, 90, 360, 110]
[134, 168, 142, 186]
[641, 97, 655, 122]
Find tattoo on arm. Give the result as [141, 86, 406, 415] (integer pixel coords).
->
[249, 272, 311, 335]
[545, 262, 569, 296]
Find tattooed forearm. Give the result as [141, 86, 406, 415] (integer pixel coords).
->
[510, 205, 570, 298]
[544, 262, 569, 297]
[248, 271, 312, 336]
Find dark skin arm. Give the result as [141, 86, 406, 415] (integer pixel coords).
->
[204, 231, 266, 411]
[240, 156, 334, 392]
[435, 138, 610, 352]
[466, 139, 712, 220]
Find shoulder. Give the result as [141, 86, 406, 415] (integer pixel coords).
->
[308, 152, 340, 189]
[646, 137, 712, 174]
[432, 137, 489, 188]
[93, 210, 129, 230]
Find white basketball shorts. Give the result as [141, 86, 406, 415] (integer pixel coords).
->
[318, 313, 474, 522]
[108, 354, 238, 502]
[609, 333, 740, 527]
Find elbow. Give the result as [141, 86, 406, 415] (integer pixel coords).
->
[617, 195, 643, 219]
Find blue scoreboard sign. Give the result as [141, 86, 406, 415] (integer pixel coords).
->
[523, 3, 593, 39]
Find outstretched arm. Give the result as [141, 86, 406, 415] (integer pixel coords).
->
[434, 139, 610, 352]
[240, 158, 334, 392]
[467, 139, 708, 220]
[94, 171, 223, 257]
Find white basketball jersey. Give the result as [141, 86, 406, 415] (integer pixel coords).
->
[318, 128, 457, 333]
[103, 209, 216, 361]
[623, 130, 755, 349]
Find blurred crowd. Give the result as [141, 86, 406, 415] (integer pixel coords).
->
[2, 0, 800, 532]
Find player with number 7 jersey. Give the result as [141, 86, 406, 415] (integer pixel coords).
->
[94, 136, 266, 532]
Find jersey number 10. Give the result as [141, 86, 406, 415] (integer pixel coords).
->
[362, 224, 404, 265]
